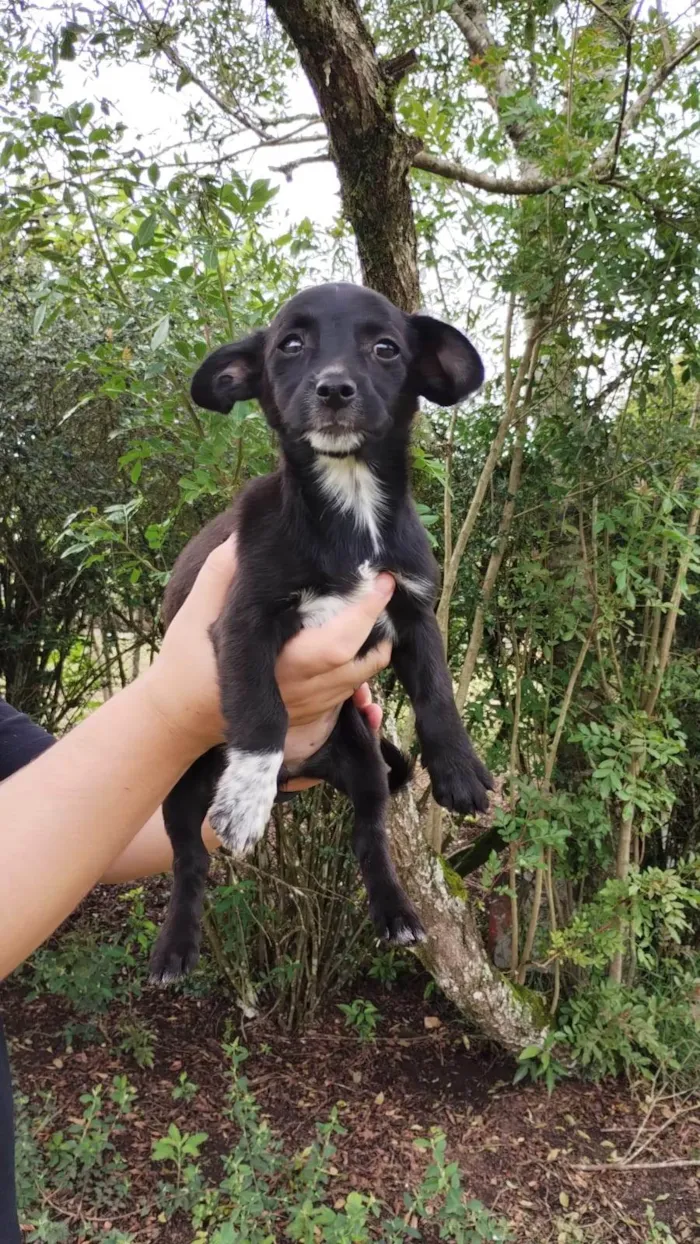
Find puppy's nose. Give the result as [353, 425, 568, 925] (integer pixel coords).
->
[315, 370, 357, 409]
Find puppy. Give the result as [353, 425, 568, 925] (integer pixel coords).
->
[150, 283, 493, 983]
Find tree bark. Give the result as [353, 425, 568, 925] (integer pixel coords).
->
[387, 769, 548, 1051]
[267, 0, 420, 311]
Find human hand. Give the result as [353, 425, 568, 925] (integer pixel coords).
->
[145, 537, 236, 756]
[146, 537, 394, 763]
[276, 571, 394, 773]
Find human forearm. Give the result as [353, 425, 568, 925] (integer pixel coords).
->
[0, 537, 393, 974]
[98, 809, 219, 883]
[0, 670, 201, 977]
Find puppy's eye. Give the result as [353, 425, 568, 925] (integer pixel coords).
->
[374, 339, 399, 360]
[279, 334, 304, 355]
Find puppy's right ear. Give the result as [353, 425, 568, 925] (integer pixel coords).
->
[190, 331, 266, 412]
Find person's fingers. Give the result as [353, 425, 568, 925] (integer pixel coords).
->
[282, 777, 321, 791]
[283, 574, 395, 676]
[352, 683, 372, 711]
[353, 683, 382, 734]
[347, 639, 393, 687]
[179, 535, 238, 628]
[363, 702, 382, 734]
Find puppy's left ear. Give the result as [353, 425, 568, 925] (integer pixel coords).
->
[407, 314, 484, 406]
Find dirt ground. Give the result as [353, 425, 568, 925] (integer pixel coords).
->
[2, 884, 698, 1243]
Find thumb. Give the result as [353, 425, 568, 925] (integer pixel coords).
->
[179, 535, 238, 628]
[310, 572, 395, 672]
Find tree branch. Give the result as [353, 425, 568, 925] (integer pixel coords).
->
[272, 150, 331, 180]
[589, 24, 700, 177]
[416, 18, 700, 197]
[380, 48, 419, 83]
[435, 312, 547, 644]
[133, 0, 295, 141]
[412, 149, 555, 195]
[449, 1, 529, 148]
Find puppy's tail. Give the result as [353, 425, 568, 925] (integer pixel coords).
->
[380, 737, 415, 793]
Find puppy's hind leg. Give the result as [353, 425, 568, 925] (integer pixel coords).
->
[150, 746, 225, 985]
[334, 702, 425, 946]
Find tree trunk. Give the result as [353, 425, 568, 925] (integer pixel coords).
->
[268, 0, 420, 311]
[387, 776, 548, 1051]
[265, 0, 548, 1052]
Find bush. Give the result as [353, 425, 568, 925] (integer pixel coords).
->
[23, 888, 156, 1016]
[205, 786, 380, 1029]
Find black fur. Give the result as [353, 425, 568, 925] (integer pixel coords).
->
[149, 282, 493, 984]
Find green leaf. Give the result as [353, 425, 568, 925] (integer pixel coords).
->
[518, 1045, 542, 1061]
[133, 213, 158, 251]
[150, 314, 170, 350]
[32, 303, 47, 334]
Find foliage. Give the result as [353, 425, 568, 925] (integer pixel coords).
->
[17, 1075, 138, 1237]
[2, 0, 700, 1070]
[171, 1070, 199, 1102]
[16, 1039, 514, 1242]
[556, 961, 700, 1086]
[23, 888, 155, 1016]
[337, 998, 381, 1044]
[205, 787, 378, 1029]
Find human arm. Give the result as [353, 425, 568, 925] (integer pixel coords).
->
[100, 685, 383, 883]
[0, 539, 393, 975]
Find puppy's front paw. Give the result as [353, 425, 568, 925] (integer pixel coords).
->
[208, 747, 283, 855]
[429, 748, 493, 816]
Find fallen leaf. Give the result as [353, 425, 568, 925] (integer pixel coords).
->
[424, 1016, 441, 1030]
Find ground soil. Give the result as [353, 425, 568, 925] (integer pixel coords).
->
[2, 880, 698, 1243]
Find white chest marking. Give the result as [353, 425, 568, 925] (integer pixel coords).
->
[298, 561, 396, 642]
[314, 455, 386, 555]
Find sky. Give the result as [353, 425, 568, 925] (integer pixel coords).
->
[55, 27, 341, 230]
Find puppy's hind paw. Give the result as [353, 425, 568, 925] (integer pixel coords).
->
[372, 891, 426, 947]
[149, 928, 201, 985]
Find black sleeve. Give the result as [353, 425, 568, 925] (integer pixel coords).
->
[0, 699, 42, 1239]
[0, 1022, 20, 1243]
[0, 698, 56, 781]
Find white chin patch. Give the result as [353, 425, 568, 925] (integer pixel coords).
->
[306, 430, 363, 454]
[208, 747, 283, 855]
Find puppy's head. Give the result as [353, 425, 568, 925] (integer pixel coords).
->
[191, 283, 483, 456]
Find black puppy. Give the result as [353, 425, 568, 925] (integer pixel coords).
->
[150, 283, 493, 984]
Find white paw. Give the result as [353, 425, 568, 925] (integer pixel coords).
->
[208, 747, 283, 855]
